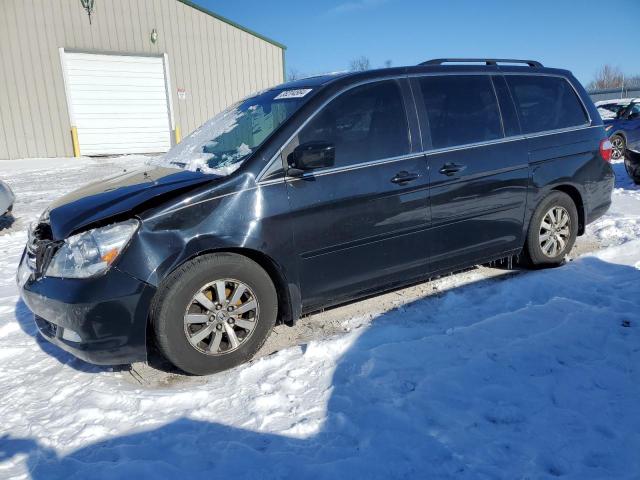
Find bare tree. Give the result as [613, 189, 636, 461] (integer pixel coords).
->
[588, 64, 624, 90]
[287, 68, 304, 82]
[383, 59, 392, 68]
[349, 56, 371, 72]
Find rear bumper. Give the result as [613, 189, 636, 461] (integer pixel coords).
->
[19, 256, 156, 365]
[586, 198, 611, 225]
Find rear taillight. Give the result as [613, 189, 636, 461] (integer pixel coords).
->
[600, 138, 613, 162]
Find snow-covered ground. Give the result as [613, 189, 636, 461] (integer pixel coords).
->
[0, 157, 639, 479]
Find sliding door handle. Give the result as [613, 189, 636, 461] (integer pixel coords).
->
[439, 163, 466, 176]
[391, 171, 420, 184]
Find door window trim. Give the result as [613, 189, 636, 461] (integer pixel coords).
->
[256, 72, 594, 184]
[256, 76, 413, 182]
[489, 75, 507, 138]
[281, 77, 415, 177]
[258, 124, 601, 184]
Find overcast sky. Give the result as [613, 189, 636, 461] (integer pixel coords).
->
[204, 0, 639, 85]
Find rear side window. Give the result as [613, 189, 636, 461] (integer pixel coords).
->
[296, 80, 410, 167]
[418, 75, 503, 149]
[506, 75, 589, 134]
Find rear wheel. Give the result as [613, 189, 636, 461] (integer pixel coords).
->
[611, 134, 625, 161]
[151, 253, 277, 375]
[522, 191, 578, 267]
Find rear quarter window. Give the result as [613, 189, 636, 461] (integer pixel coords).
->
[506, 75, 589, 134]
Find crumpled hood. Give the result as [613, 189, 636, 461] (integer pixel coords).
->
[46, 166, 212, 240]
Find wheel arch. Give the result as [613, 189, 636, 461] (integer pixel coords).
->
[610, 131, 627, 142]
[223, 247, 296, 326]
[161, 246, 297, 327]
[551, 184, 585, 235]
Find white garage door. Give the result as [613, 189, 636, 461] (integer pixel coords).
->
[61, 51, 172, 155]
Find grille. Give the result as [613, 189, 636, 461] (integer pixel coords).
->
[34, 316, 58, 338]
[26, 222, 60, 277]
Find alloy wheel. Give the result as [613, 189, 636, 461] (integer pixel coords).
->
[183, 279, 259, 355]
[539, 206, 571, 258]
[611, 136, 625, 161]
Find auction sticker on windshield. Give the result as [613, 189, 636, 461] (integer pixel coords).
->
[274, 89, 312, 100]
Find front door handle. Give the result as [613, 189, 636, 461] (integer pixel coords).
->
[391, 171, 420, 184]
[439, 163, 466, 176]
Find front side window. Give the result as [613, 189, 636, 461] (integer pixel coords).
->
[506, 75, 589, 134]
[418, 75, 503, 149]
[158, 88, 311, 174]
[295, 80, 410, 168]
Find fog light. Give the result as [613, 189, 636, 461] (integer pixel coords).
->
[61, 328, 82, 343]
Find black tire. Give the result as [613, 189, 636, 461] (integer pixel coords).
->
[624, 152, 640, 185]
[611, 134, 625, 162]
[522, 191, 578, 268]
[151, 253, 277, 375]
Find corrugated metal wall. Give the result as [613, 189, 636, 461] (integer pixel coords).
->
[0, 0, 285, 160]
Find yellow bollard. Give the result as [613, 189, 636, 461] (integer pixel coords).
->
[175, 125, 181, 144]
[70, 126, 80, 157]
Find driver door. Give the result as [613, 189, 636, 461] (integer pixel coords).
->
[283, 79, 429, 309]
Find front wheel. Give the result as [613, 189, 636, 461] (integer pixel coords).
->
[151, 253, 277, 375]
[522, 191, 578, 267]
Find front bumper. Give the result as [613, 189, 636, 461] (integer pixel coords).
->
[18, 254, 156, 365]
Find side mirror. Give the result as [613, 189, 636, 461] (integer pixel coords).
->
[288, 141, 335, 177]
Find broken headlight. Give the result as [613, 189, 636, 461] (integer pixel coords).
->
[46, 219, 139, 278]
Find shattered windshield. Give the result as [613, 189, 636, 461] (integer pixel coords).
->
[155, 88, 313, 175]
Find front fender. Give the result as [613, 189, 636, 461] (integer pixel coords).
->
[609, 129, 627, 141]
[114, 180, 301, 320]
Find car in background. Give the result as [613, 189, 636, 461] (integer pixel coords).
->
[603, 100, 640, 179]
[0, 180, 15, 217]
[596, 98, 636, 120]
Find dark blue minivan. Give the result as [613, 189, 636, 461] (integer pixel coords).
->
[18, 59, 614, 375]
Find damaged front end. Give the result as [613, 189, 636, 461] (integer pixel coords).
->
[16, 165, 219, 365]
[45, 166, 214, 241]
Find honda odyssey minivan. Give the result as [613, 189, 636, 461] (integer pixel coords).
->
[18, 59, 614, 375]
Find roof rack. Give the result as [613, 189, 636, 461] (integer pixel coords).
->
[420, 58, 543, 68]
